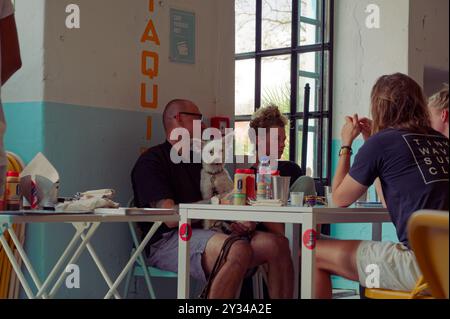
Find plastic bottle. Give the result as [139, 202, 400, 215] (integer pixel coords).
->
[233, 169, 247, 206]
[256, 156, 272, 200]
[5, 171, 20, 211]
[233, 169, 256, 205]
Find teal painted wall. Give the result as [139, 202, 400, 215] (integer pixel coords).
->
[4, 101, 165, 298]
[4, 102, 47, 282]
[329, 139, 399, 290]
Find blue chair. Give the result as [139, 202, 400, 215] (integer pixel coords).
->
[123, 198, 265, 299]
[123, 221, 265, 299]
[123, 221, 179, 299]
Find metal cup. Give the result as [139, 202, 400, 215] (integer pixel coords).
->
[272, 176, 291, 206]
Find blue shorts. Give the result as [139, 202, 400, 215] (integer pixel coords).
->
[147, 228, 217, 285]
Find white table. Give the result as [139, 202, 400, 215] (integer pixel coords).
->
[177, 204, 391, 299]
[0, 210, 178, 299]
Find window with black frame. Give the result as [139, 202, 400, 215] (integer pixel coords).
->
[235, 0, 334, 185]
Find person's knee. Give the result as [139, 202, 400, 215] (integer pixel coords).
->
[315, 240, 346, 271]
[264, 234, 291, 259]
[275, 235, 290, 252]
[315, 240, 331, 269]
[227, 241, 252, 269]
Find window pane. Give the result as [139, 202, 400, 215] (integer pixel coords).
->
[281, 122, 291, 161]
[235, 121, 251, 156]
[262, 0, 292, 50]
[296, 119, 321, 178]
[235, 0, 256, 54]
[299, 51, 319, 73]
[300, 0, 319, 19]
[322, 50, 330, 111]
[300, 22, 319, 46]
[235, 59, 255, 116]
[322, 117, 329, 178]
[299, 0, 323, 46]
[324, 0, 331, 43]
[261, 55, 291, 114]
[298, 76, 317, 112]
[298, 51, 322, 112]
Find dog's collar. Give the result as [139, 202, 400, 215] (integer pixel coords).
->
[204, 168, 224, 176]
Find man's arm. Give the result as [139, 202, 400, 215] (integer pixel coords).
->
[332, 115, 369, 207]
[151, 198, 179, 228]
[1, 14, 21, 85]
[332, 153, 368, 207]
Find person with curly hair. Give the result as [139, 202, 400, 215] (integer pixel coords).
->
[246, 105, 305, 235]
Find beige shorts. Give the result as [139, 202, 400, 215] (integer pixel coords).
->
[356, 241, 422, 291]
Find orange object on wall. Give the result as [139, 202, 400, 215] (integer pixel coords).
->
[210, 116, 230, 136]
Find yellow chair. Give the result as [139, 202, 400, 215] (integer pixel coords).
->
[409, 210, 448, 299]
[365, 210, 448, 299]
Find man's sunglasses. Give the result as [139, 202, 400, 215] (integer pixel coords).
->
[175, 112, 203, 121]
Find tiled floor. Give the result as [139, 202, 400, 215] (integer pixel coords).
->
[332, 289, 360, 299]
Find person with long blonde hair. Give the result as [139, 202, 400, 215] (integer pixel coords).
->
[313, 73, 449, 298]
[428, 84, 449, 138]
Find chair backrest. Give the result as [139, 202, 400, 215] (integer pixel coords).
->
[408, 210, 449, 299]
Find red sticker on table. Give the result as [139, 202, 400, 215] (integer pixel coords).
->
[303, 229, 318, 250]
[179, 223, 192, 242]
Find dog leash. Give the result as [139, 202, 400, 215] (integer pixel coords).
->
[199, 233, 251, 299]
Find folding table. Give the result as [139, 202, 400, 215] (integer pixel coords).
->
[0, 210, 178, 299]
[177, 204, 391, 299]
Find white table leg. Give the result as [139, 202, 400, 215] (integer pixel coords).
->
[301, 215, 316, 299]
[177, 208, 190, 299]
[48, 222, 100, 298]
[128, 222, 156, 299]
[6, 226, 49, 298]
[285, 223, 300, 299]
[35, 224, 87, 298]
[0, 224, 35, 299]
[104, 221, 162, 299]
[372, 223, 382, 241]
[73, 223, 122, 299]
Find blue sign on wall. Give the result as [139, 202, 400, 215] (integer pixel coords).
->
[170, 9, 196, 64]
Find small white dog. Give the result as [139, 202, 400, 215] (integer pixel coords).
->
[200, 137, 234, 200]
[198, 137, 234, 230]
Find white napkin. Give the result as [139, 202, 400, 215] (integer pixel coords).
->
[249, 199, 283, 207]
[56, 197, 119, 212]
[20, 153, 59, 183]
[55, 189, 119, 212]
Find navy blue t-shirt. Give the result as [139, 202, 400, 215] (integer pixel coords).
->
[349, 128, 449, 247]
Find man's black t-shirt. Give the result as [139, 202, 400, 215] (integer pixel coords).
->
[249, 160, 304, 187]
[131, 141, 203, 245]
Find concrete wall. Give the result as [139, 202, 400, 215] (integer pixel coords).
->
[409, 0, 449, 95]
[332, 0, 410, 138]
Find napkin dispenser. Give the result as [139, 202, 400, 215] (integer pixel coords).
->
[19, 153, 60, 209]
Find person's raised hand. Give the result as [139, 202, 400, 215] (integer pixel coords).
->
[341, 114, 361, 146]
[359, 117, 373, 141]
